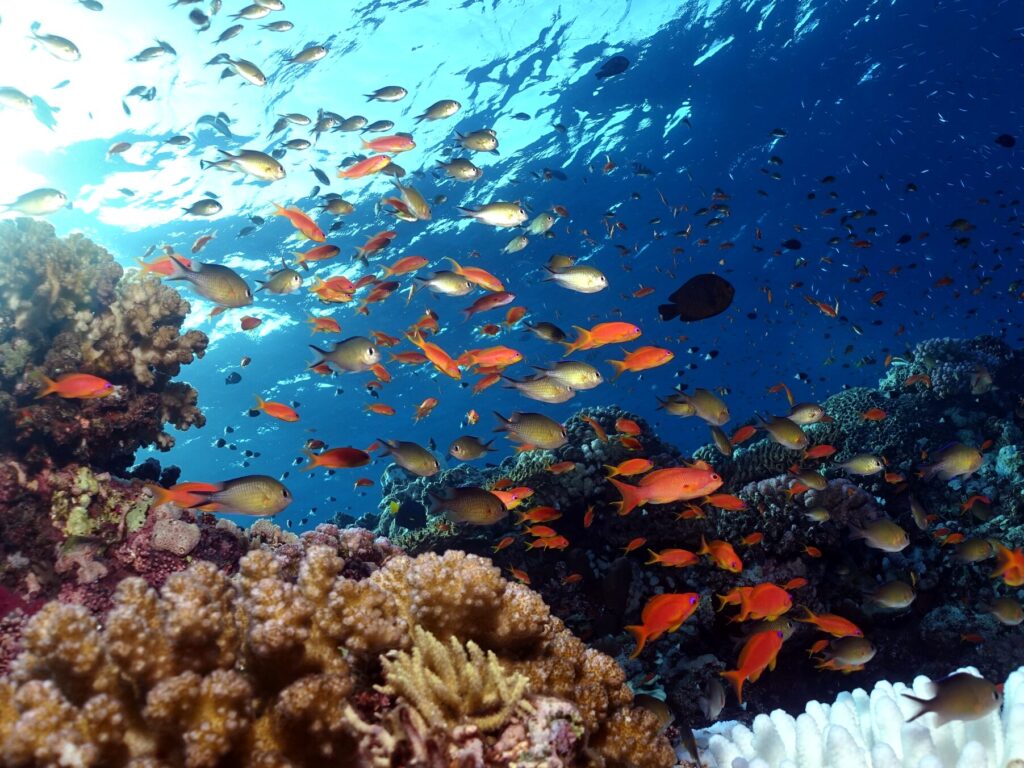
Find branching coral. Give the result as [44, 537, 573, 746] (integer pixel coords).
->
[0, 219, 207, 472]
[0, 532, 674, 767]
[378, 624, 529, 732]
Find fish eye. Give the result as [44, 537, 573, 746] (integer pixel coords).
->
[282, 489, 291, 497]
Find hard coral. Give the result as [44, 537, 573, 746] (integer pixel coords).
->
[0, 218, 207, 472]
[0, 534, 674, 767]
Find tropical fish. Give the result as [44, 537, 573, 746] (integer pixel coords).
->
[494, 411, 567, 450]
[720, 630, 785, 704]
[429, 487, 507, 525]
[308, 337, 380, 372]
[378, 438, 440, 476]
[902, 672, 1002, 727]
[164, 255, 252, 307]
[254, 395, 298, 422]
[181, 475, 292, 516]
[625, 593, 700, 658]
[607, 346, 673, 379]
[610, 464, 723, 516]
[302, 447, 370, 471]
[36, 373, 114, 400]
[201, 149, 285, 181]
[273, 203, 325, 241]
[448, 436, 495, 461]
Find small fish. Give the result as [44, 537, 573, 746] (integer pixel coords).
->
[378, 438, 440, 476]
[921, 443, 983, 482]
[849, 518, 909, 552]
[36, 373, 113, 400]
[365, 85, 407, 102]
[902, 672, 1001, 727]
[606, 346, 673, 379]
[837, 453, 885, 476]
[449, 436, 495, 461]
[720, 630, 785, 704]
[302, 447, 370, 471]
[414, 99, 461, 122]
[256, 262, 303, 294]
[182, 475, 292, 516]
[164, 255, 252, 307]
[254, 395, 298, 422]
[1, 188, 69, 216]
[308, 337, 380, 372]
[544, 264, 608, 294]
[459, 201, 526, 227]
[493, 411, 567, 450]
[429, 486, 507, 525]
[625, 593, 700, 658]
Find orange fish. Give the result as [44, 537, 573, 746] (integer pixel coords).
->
[604, 458, 654, 478]
[294, 244, 341, 268]
[720, 629, 785, 704]
[135, 253, 192, 276]
[615, 417, 642, 435]
[365, 403, 396, 416]
[191, 234, 215, 254]
[782, 577, 808, 590]
[803, 294, 839, 317]
[562, 573, 583, 585]
[480, 323, 501, 336]
[473, 373, 501, 394]
[730, 425, 758, 445]
[562, 322, 641, 354]
[991, 542, 1024, 587]
[861, 408, 887, 421]
[803, 545, 823, 558]
[526, 535, 569, 551]
[446, 257, 505, 292]
[740, 533, 764, 547]
[361, 134, 415, 153]
[146, 481, 221, 509]
[353, 477, 374, 488]
[583, 505, 595, 528]
[302, 447, 370, 471]
[525, 525, 559, 538]
[458, 346, 522, 370]
[504, 306, 527, 326]
[370, 363, 391, 383]
[721, 584, 792, 622]
[36, 373, 114, 400]
[619, 436, 643, 451]
[465, 409, 479, 425]
[406, 330, 460, 379]
[961, 494, 991, 511]
[492, 536, 515, 553]
[307, 316, 341, 334]
[508, 567, 531, 584]
[273, 203, 325, 242]
[355, 230, 398, 261]
[582, 415, 609, 442]
[796, 608, 863, 637]
[699, 537, 743, 573]
[622, 536, 648, 554]
[804, 444, 837, 460]
[381, 255, 428, 276]
[337, 154, 392, 179]
[645, 548, 699, 568]
[625, 593, 700, 659]
[255, 395, 299, 422]
[414, 397, 439, 422]
[905, 373, 932, 388]
[610, 463, 723, 516]
[517, 506, 567, 525]
[704, 493, 747, 511]
[607, 346, 674, 379]
[390, 351, 428, 365]
[547, 461, 577, 474]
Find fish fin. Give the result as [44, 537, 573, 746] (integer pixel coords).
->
[482, 439, 496, 452]
[719, 670, 745, 704]
[34, 374, 57, 399]
[457, 207, 476, 218]
[492, 411, 510, 431]
[608, 477, 642, 516]
[254, 395, 266, 410]
[624, 625, 648, 659]
[144, 483, 175, 508]
[657, 303, 679, 321]
[644, 549, 660, 565]
[300, 449, 320, 471]
[307, 345, 328, 366]
[606, 359, 628, 381]
[445, 256, 463, 274]
[900, 693, 931, 723]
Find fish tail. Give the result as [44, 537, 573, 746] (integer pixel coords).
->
[624, 625, 648, 659]
[360, 139, 372, 150]
[644, 549, 660, 565]
[254, 394, 266, 410]
[457, 207, 476, 219]
[134, 256, 156, 274]
[445, 256, 464, 275]
[144, 483, 175, 507]
[165, 253, 191, 281]
[606, 359, 628, 381]
[492, 411, 510, 432]
[719, 670, 746, 704]
[300, 449, 321, 471]
[608, 477, 642, 516]
[34, 374, 57, 399]
[307, 345, 328, 366]
[794, 605, 816, 624]
[698, 536, 710, 556]
[199, 159, 214, 170]
[900, 693, 930, 722]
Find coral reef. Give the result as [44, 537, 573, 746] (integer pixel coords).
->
[364, 337, 1024, 740]
[0, 219, 207, 473]
[0, 530, 674, 767]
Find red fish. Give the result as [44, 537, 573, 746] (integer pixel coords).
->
[991, 542, 1024, 587]
[720, 630, 785, 704]
[704, 493, 747, 511]
[699, 537, 743, 573]
[240, 316, 262, 331]
[625, 593, 700, 658]
[730, 425, 758, 445]
[361, 134, 415, 153]
[645, 548, 699, 568]
[610, 463, 723, 516]
[36, 373, 114, 400]
[273, 203, 325, 242]
[302, 447, 370, 470]
[796, 608, 863, 638]
[255, 395, 299, 422]
[337, 154, 392, 179]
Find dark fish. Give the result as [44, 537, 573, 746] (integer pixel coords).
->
[596, 55, 629, 79]
[512, 112, 530, 120]
[995, 134, 1016, 148]
[896, 234, 912, 245]
[225, 372, 241, 384]
[658, 273, 735, 322]
[781, 238, 802, 250]
[310, 165, 330, 185]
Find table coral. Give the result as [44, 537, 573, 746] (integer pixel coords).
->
[0, 534, 675, 767]
[0, 218, 207, 473]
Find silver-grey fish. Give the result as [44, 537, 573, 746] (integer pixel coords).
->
[308, 336, 380, 372]
[165, 255, 252, 307]
[1, 188, 69, 216]
[182, 198, 222, 216]
[378, 438, 439, 476]
[256, 262, 302, 294]
[200, 148, 285, 181]
[448, 436, 495, 461]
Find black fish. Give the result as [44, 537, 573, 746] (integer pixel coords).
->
[896, 234, 912, 245]
[781, 238, 802, 250]
[658, 273, 735, 322]
[310, 165, 330, 185]
[596, 55, 629, 79]
[995, 134, 1016, 148]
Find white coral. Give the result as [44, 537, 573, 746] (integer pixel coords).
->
[704, 666, 1024, 768]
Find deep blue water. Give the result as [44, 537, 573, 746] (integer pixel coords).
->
[3, 0, 1022, 528]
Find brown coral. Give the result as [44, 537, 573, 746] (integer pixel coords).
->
[0, 536, 673, 767]
[0, 218, 207, 472]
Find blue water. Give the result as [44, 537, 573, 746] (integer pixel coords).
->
[3, 0, 1022, 529]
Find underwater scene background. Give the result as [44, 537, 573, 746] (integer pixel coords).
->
[1, 0, 1023, 765]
